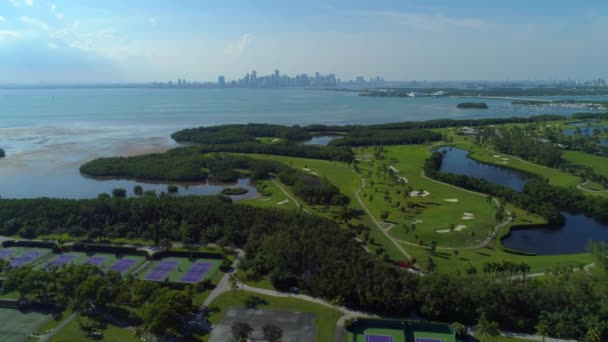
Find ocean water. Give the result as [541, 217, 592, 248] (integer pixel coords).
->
[0, 88, 603, 198]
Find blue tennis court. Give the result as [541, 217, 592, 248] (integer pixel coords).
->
[415, 339, 443, 342]
[366, 335, 393, 342]
[180, 262, 213, 283]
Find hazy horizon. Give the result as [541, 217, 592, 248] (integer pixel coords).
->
[1, 0, 607, 83]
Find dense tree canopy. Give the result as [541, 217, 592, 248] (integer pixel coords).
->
[0, 195, 607, 340]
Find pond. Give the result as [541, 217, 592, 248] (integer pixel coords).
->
[437, 147, 532, 191]
[563, 125, 608, 146]
[302, 135, 342, 146]
[0, 168, 260, 200]
[438, 146, 608, 255]
[502, 213, 608, 255]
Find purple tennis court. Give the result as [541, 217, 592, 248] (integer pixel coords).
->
[366, 335, 393, 342]
[47, 254, 76, 268]
[10, 251, 43, 267]
[85, 256, 106, 266]
[110, 259, 136, 273]
[179, 262, 213, 283]
[0, 250, 14, 259]
[144, 260, 179, 281]
[415, 339, 443, 342]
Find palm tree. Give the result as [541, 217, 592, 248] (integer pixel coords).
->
[586, 326, 602, 342]
[228, 273, 242, 293]
[519, 263, 531, 282]
[476, 313, 500, 342]
[424, 257, 437, 273]
[535, 320, 551, 342]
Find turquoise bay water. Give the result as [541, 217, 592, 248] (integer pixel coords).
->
[0, 88, 603, 198]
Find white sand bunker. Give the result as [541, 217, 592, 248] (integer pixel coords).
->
[303, 167, 311, 171]
[462, 212, 475, 220]
[389, 166, 399, 173]
[493, 154, 501, 158]
[410, 191, 430, 197]
[258, 198, 270, 202]
[443, 199, 459, 202]
[411, 219, 423, 225]
[499, 161, 508, 164]
[501, 158, 509, 161]
[397, 177, 408, 184]
[436, 225, 467, 233]
[454, 224, 467, 231]
[277, 199, 290, 205]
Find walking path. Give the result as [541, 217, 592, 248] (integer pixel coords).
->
[351, 170, 414, 262]
[577, 180, 608, 193]
[39, 312, 77, 342]
[419, 170, 513, 250]
[271, 179, 310, 214]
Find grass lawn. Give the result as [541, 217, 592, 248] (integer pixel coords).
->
[240, 179, 298, 209]
[29, 233, 155, 246]
[192, 269, 226, 307]
[138, 256, 221, 283]
[36, 309, 72, 335]
[205, 290, 343, 342]
[0, 290, 20, 299]
[495, 335, 538, 342]
[404, 239, 594, 275]
[445, 133, 582, 188]
[52, 317, 138, 342]
[563, 150, 608, 177]
[356, 145, 498, 248]
[241, 154, 407, 261]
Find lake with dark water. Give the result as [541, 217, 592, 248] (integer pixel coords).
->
[0, 88, 606, 199]
[437, 146, 608, 255]
[437, 147, 532, 191]
[563, 125, 608, 146]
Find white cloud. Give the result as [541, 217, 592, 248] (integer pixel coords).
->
[10, 0, 33, 7]
[223, 33, 250, 57]
[0, 16, 5, 22]
[47, 42, 57, 49]
[0, 30, 22, 41]
[20, 16, 49, 30]
[148, 17, 157, 25]
[326, 6, 493, 32]
[51, 4, 64, 20]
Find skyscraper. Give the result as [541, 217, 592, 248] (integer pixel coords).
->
[218, 76, 225, 87]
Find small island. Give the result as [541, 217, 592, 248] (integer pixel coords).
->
[0, 148, 5, 158]
[221, 187, 249, 195]
[457, 102, 489, 109]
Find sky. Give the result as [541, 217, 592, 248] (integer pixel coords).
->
[0, 0, 607, 83]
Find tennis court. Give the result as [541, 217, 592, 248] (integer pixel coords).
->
[0, 307, 51, 342]
[347, 319, 455, 342]
[366, 335, 395, 342]
[0, 247, 50, 268]
[42, 252, 144, 274]
[139, 257, 221, 283]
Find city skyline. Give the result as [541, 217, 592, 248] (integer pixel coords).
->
[0, 1, 608, 83]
